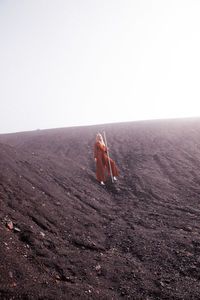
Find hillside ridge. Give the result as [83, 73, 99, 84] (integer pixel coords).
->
[1, 118, 200, 299]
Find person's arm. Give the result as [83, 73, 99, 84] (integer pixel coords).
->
[103, 145, 107, 153]
[94, 143, 98, 161]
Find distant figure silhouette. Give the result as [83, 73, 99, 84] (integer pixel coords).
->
[94, 133, 118, 185]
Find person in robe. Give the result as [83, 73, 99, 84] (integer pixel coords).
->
[94, 133, 118, 185]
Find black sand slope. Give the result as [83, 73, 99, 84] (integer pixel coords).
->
[1, 118, 200, 299]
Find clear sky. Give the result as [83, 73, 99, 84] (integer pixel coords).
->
[1, 0, 200, 134]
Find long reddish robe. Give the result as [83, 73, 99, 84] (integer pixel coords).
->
[94, 141, 118, 182]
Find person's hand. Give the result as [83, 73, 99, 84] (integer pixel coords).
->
[94, 158, 97, 162]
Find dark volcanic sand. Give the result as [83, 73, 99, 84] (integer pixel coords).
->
[1, 118, 200, 299]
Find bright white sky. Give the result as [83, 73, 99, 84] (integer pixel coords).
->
[1, 0, 200, 133]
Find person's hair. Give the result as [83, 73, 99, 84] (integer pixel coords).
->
[96, 133, 102, 141]
[96, 132, 101, 138]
